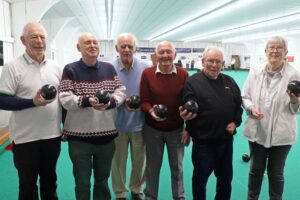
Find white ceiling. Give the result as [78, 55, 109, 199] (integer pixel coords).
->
[39, 0, 300, 42]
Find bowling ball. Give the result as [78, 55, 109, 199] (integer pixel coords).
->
[242, 154, 250, 162]
[287, 80, 300, 95]
[95, 90, 110, 104]
[154, 104, 168, 119]
[41, 84, 57, 100]
[183, 100, 199, 114]
[128, 95, 141, 109]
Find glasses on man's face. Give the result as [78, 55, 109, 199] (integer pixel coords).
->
[267, 46, 285, 52]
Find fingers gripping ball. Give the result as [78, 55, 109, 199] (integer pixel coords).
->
[95, 90, 110, 104]
[183, 100, 199, 114]
[287, 80, 300, 95]
[128, 95, 141, 109]
[154, 104, 168, 119]
[41, 84, 57, 100]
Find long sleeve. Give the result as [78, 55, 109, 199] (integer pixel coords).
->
[0, 93, 35, 111]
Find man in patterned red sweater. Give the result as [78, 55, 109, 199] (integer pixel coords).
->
[59, 33, 126, 200]
[140, 41, 189, 200]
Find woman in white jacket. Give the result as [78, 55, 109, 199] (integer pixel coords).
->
[242, 36, 300, 200]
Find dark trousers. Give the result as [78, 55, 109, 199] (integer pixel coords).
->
[247, 142, 291, 200]
[13, 137, 61, 200]
[192, 141, 233, 200]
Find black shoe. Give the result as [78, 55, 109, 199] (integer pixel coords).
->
[131, 192, 144, 200]
[116, 198, 126, 200]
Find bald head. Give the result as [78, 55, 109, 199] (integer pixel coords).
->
[22, 22, 47, 37]
[77, 33, 100, 65]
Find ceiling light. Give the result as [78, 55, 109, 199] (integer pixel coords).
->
[221, 29, 300, 43]
[184, 11, 300, 42]
[146, 0, 238, 41]
[147, 0, 259, 41]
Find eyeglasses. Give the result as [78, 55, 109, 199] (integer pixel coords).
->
[267, 46, 285, 52]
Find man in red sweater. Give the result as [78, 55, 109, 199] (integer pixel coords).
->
[140, 41, 189, 200]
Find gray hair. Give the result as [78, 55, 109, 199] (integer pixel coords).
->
[115, 33, 138, 48]
[155, 41, 176, 54]
[22, 22, 47, 37]
[202, 46, 225, 61]
[265, 36, 288, 51]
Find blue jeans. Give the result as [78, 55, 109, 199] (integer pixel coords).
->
[192, 141, 233, 200]
[247, 142, 291, 200]
[68, 140, 115, 200]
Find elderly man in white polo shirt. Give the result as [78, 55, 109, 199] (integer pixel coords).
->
[0, 22, 62, 200]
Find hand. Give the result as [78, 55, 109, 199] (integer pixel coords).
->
[251, 107, 264, 120]
[89, 97, 110, 111]
[124, 98, 137, 112]
[149, 105, 166, 122]
[287, 90, 300, 104]
[225, 122, 236, 135]
[181, 130, 190, 146]
[33, 89, 55, 106]
[179, 106, 197, 120]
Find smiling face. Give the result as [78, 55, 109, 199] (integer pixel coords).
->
[77, 33, 100, 64]
[202, 49, 225, 79]
[21, 23, 47, 63]
[116, 35, 136, 67]
[265, 39, 288, 69]
[156, 42, 176, 69]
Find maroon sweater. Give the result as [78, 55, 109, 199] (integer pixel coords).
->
[140, 66, 189, 131]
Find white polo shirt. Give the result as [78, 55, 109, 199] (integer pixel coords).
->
[0, 53, 62, 144]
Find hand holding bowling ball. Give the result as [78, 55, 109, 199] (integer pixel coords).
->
[183, 100, 199, 114]
[95, 90, 110, 104]
[154, 104, 168, 119]
[128, 95, 141, 109]
[287, 80, 300, 96]
[41, 84, 57, 100]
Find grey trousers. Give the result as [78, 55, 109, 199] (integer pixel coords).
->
[143, 124, 185, 200]
[68, 140, 115, 200]
[247, 142, 291, 200]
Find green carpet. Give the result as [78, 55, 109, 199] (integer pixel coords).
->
[0, 70, 299, 200]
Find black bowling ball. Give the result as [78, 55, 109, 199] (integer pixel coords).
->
[95, 90, 110, 104]
[154, 104, 168, 119]
[41, 84, 57, 100]
[128, 95, 141, 109]
[287, 80, 300, 95]
[242, 154, 250, 162]
[183, 100, 199, 114]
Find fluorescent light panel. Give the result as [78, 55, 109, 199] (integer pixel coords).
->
[148, 0, 259, 41]
[146, 0, 238, 41]
[184, 11, 300, 42]
[221, 29, 300, 43]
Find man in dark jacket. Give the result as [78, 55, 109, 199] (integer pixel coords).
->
[180, 46, 243, 200]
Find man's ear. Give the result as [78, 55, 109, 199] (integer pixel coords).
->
[77, 43, 81, 52]
[20, 36, 26, 46]
[115, 45, 119, 52]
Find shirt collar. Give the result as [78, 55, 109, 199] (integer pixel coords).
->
[79, 58, 100, 69]
[264, 63, 285, 77]
[23, 52, 46, 65]
[119, 58, 135, 71]
[155, 64, 177, 74]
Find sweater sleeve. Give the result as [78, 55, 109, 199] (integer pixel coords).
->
[59, 67, 92, 110]
[0, 93, 35, 111]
